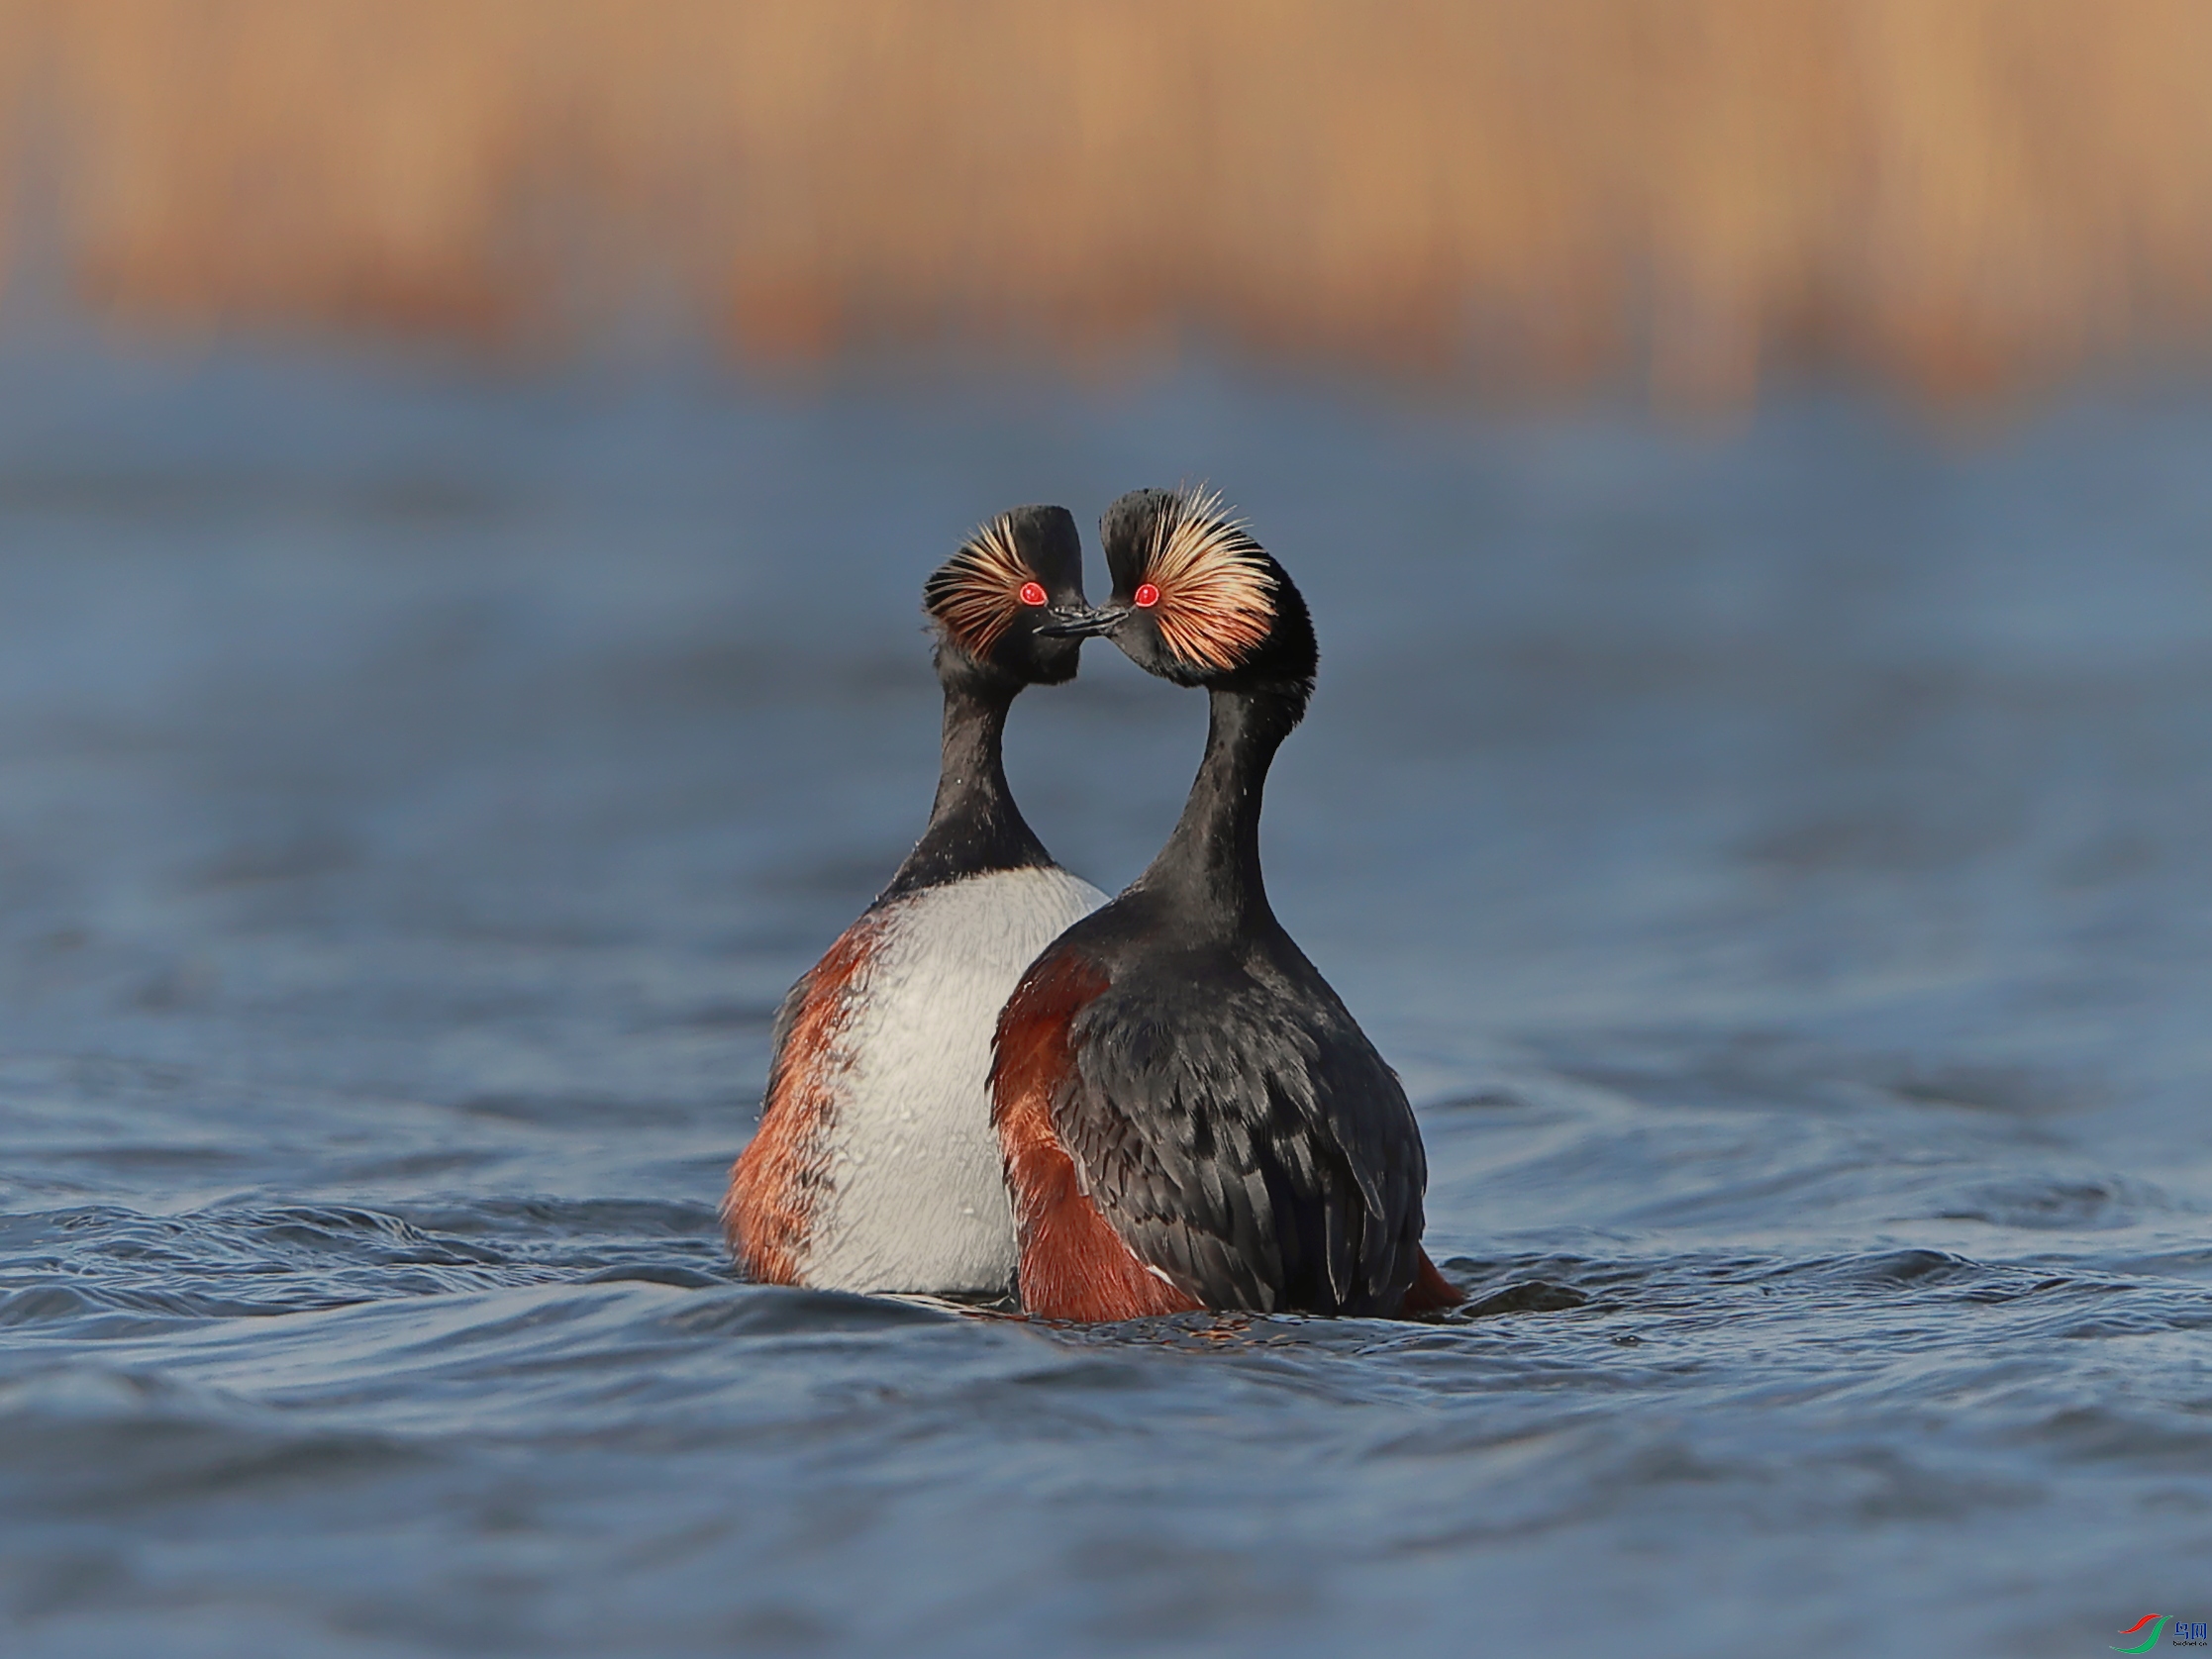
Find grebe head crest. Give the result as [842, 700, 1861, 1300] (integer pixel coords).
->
[1064, 487, 1316, 699]
[924, 504, 1090, 687]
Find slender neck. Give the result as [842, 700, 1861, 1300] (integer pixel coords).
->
[930, 678, 1016, 824]
[878, 676, 1050, 902]
[1137, 685, 1302, 934]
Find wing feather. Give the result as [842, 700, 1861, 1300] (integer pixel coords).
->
[1053, 945, 1426, 1316]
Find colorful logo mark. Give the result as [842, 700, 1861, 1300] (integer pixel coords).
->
[2114, 1616, 2168, 1654]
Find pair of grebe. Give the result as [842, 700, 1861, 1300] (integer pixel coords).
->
[726, 489, 1458, 1319]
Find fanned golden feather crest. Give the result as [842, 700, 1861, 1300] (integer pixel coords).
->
[1138, 488, 1276, 673]
[925, 513, 1034, 655]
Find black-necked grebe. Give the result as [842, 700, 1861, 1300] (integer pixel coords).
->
[725, 506, 1108, 1296]
[991, 487, 1458, 1319]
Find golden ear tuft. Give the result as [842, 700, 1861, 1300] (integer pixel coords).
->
[1139, 488, 1276, 672]
[926, 514, 1032, 655]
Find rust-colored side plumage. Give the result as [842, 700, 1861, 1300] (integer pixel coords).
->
[1401, 1249, 1462, 1316]
[924, 512, 1036, 657]
[724, 917, 880, 1283]
[992, 950, 1203, 1320]
[1137, 488, 1277, 674]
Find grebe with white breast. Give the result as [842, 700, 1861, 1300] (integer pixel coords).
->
[725, 506, 1107, 1296]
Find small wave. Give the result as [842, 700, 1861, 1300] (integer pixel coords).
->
[0, 1363, 429, 1516]
[0, 1202, 731, 1326]
[1935, 1175, 2171, 1231]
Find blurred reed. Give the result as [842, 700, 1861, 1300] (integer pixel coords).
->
[2, 0, 2209, 405]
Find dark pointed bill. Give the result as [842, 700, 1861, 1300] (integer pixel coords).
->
[1039, 605, 1130, 639]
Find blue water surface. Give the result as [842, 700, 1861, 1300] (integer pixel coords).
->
[0, 345, 2207, 1657]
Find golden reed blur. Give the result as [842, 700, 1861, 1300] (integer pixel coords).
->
[4, 0, 2209, 405]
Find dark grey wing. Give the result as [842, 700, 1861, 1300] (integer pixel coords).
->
[1055, 957, 1426, 1315]
[1293, 970, 1429, 1297]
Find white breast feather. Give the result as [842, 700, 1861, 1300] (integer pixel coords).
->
[796, 864, 1105, 1294]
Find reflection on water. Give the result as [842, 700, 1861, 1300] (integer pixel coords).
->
[0, 346, 2208, 1657]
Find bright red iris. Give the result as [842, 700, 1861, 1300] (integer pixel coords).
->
[1019, 581, 1048, 606]
[1134, 583, 1160, 608]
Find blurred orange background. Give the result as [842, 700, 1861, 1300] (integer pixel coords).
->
[2, 0, 2208, 406]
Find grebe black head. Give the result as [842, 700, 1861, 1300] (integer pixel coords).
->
[924, 503, 1091, 692]
[1054, 487, 1316, 708]
[881, 505, 1093, 904]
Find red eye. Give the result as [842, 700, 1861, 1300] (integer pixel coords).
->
[1019, 581, 1047, 607]
[1134, 583, 1160, 608]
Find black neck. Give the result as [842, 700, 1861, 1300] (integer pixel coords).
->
[876, 677, 1052, 904]
[1135, 684, 1303, 935]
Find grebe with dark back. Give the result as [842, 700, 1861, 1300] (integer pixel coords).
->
[725, 506, 1108, 1296]
[991, 487, 1459, 1319]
